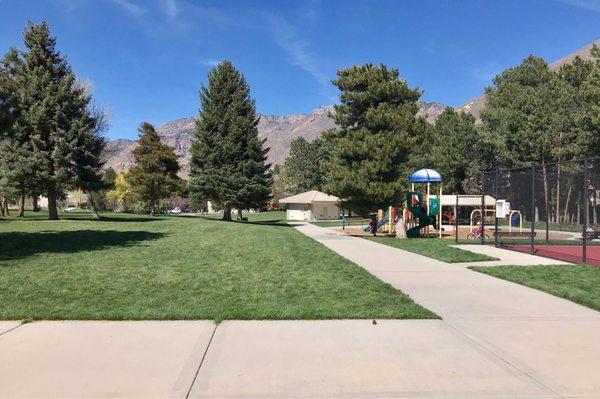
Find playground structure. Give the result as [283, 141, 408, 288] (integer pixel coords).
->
[358, 168, 531, 241]
[404, 169, 443, 238]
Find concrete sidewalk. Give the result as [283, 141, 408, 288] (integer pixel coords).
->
[450, 244, 570, 267]
[294, 223, 600, 398]
[0, 320, 556, 398]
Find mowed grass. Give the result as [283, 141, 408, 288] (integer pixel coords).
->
[365, 237, 497, 263]
[0, 211, 436, 321]
[471, 265, 600, 311]
[310, 219, 370, 228]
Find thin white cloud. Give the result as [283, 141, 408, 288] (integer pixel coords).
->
[106, 0, 146, 18]
[265, 14, 331, 91]
[158, 0, 179, 22]
[557, 0, 600, 12]
[468, 61, 501, 83]
[200, 59, 221, 67]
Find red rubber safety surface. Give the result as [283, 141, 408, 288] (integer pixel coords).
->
[506, 244, 600, 266]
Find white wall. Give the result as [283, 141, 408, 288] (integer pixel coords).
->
[286, 203, 311, 221]
[285, 202, 340, 221]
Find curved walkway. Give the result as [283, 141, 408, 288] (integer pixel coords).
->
[294, 223, 600, 398]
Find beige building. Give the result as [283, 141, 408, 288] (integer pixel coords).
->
[279, 190, 341, 221]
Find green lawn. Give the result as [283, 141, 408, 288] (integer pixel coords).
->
[0, 210, 436, 321]
[471, 265, 600, 311]
[366, 237, 498, 263]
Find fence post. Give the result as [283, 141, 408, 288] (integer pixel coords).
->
[455, 193, 459, 244]
[531, 165, 535, 255]
[494, 169, 499, 248]
[583, 159, 588, 265]
[481, 193, 485, 245]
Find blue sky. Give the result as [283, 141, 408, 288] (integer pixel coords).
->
[0, 0, 599, 140]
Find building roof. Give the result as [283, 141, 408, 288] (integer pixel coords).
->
[437, 194, 496, 207]
[278, 190, 340, 204]
[409, 169, 444, 183]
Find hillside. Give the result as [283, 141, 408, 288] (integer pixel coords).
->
[103, 102, 446, 174]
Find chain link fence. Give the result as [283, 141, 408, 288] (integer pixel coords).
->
[476, 157, 600, 265]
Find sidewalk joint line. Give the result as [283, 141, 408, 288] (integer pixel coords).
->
[444, 320, 564, 398]
[185, 322, 218, 399]
[0, 321, 26, 338]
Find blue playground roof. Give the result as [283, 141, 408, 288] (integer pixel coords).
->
[409, 169, 443, 183]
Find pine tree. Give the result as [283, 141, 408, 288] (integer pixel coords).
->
[417, 108, 479, 194]
[0, 47, 39, 218]
[127, 122, 181, 215]
[283, 135, 332, 194]
[189, 61, 272, 221]
[70, 107, 107, 219]
[579, 45, 600, 157]
[103, 167, 117, 190]
[0, 48, 20, 136]
[15, 21, 105, 220]
[325, 64, 426, 214]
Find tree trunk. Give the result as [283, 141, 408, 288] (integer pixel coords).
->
[3, 198, 8, 216]
[0, 197, 5, 217]
[238, 209, 243, 220]
[32, 196, 39, 212]
[222, 207, 232, 221]
[18, 196, 25, 218]
[47, 188, 59, 220]
[85, 190, 101, 219]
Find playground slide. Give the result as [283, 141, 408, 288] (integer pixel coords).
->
[406, 205, 434, 238]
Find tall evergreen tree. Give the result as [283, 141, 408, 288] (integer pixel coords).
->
[283, 135, 332, 194]
[0, 48, 20, 136]
[415, 107, 503, 194]
[482, 56, 580, 167]
[0, 47, 39, 217]
[189, 61, 272, 221]
[15, 21, 105, 220]
[483, 55, 592, 223]
[325, 64, 426, 214]
[128, 122, 181, 215]
[70, 108, 107, 219]
[579, 45, 600, 157]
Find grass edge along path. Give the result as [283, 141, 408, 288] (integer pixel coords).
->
[470, 264, 600, 312]
[365, 237, 498, 263]
[0, 211, 437, 321]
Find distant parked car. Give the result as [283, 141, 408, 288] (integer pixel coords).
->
[63, 205, 77, 212]
[166, 207, 181, 215]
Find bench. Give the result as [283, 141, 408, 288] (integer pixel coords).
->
[581, 225, 600, 241]
[494, 231, 537, 239]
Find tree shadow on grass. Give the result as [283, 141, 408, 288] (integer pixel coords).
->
[5, 213, 163, 223]
[95, 215, 163, 223]
[196, 216, 292, 228]
[0, 230, 165, 262]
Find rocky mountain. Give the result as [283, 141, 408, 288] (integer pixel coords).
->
[457, 39, 600, 120]
[102, 102, 446, 174]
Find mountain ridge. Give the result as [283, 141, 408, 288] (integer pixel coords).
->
[102, 102, 446, 174]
